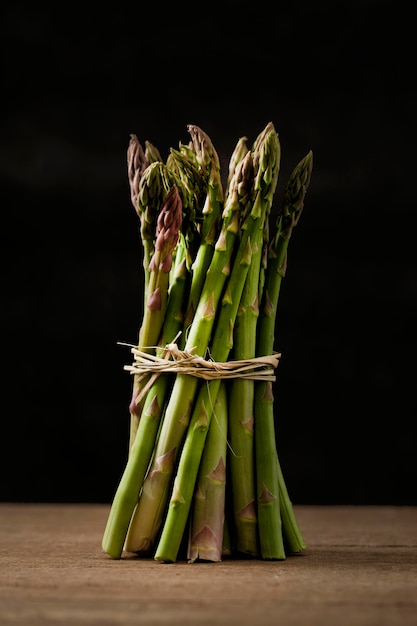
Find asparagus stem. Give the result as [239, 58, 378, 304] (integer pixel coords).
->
[253, 377, 286, 559]
[128, 169, 182, 449]
[276, 453, 306, 553]
[225, 136, 249, 201]
[153, 124, 280, 563]
[127, 134, 148, 211]
[183, 125, 224, 333]
[166, 143, 205, 263]
[127, 136, 153, 295]
[187, 381, 228, 562]
[226, 125, 281, 556]
[226, 229, 264, 557]
[123, 151, 253, 555]
[255, 150, 313, 558]
[101, 229, 189, 559]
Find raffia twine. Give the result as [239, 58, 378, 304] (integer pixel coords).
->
[120, 338, 280, 406]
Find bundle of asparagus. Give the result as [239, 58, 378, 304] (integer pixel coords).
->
[102, 122, 313, 563]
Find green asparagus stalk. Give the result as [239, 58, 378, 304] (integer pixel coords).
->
[186, 134, 251, 563]
[153, 124, 280, 563]
[127, 135, 151, 293]
[254, 149, 313, 558]
[127, 134, 148, 209]
[226, 125, 281, 556]
[134, 161, 171, 289]
[226, 227, 266, 557]
[123, 150, 253, 555]
[101, 234, 189, 558]
[187, 381, 228, 562]
[128, 179, 182, 448]
[166, 146, 203, 261]
[225, 136, 249, 201]
[138, 183, 183, 347]
[182, 125, 224, 332]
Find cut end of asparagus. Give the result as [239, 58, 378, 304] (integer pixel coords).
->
[187, 524, 223, 563]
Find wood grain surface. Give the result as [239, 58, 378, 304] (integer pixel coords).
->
[1, 504, 416, 625]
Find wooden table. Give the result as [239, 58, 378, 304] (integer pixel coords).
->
[1, 504, 416, 625]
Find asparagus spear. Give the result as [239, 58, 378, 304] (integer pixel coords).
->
[128, 177, 182, 448]
[166, 146, 204, 263]
[133, 161, 171, 289]
[182, 125, 224, 332]
[225, 136, 249, 201]
[227, 244, 263, 556]
[102, 235, 189, 558]
[123, 150, 253, 555]
[127, 134, 148, 209]
[127, 135, 152, 294]
[186, 134, 251, 562]
[153, 124, 280, 563]
[187, 381, 228, 562]
[128, 137, 174, 320]
[254, 149, 313, 558]
[226, 125, 281, 557]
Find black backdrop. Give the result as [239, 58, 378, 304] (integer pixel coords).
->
[2, 2, 416, 505]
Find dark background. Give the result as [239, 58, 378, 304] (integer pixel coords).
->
[2, 2, 416, 506]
